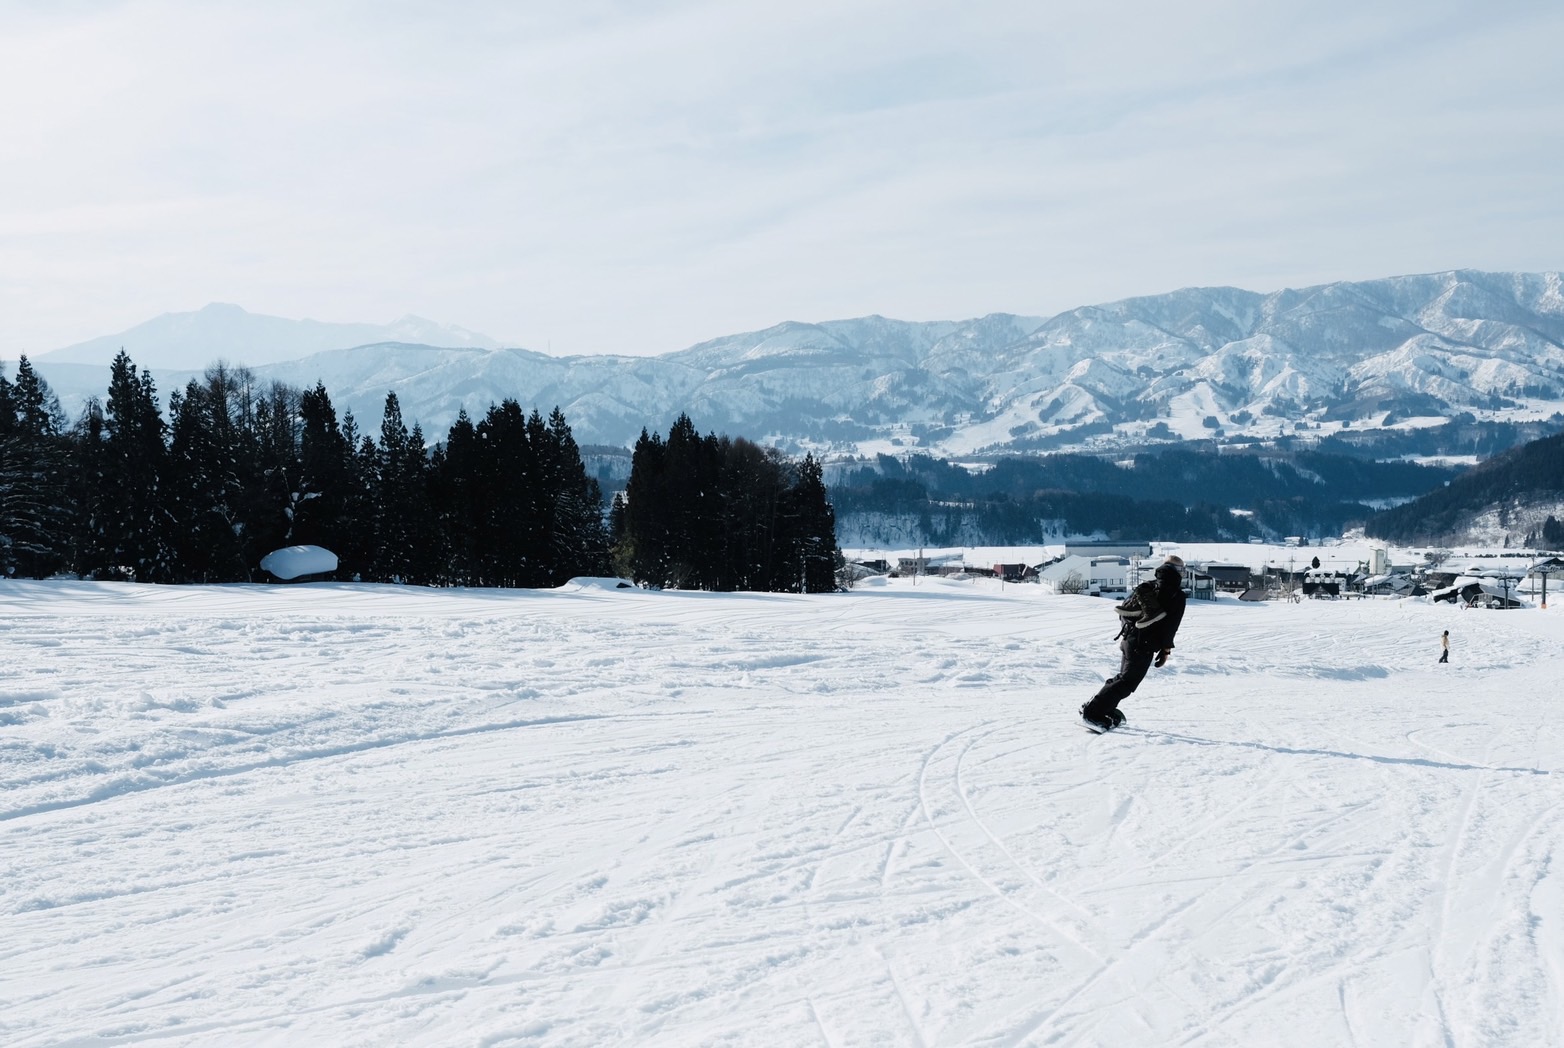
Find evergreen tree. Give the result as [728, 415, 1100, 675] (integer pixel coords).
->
[92, 352, 169, 580]
[619, 417, 839, 592]
[162, 366, 281, 582]
[713, 437, 788, 591]
[0, 367, 12, 575]
[165, 380, 246, 581]
[539, 407, 609, 583]
[294, 382, 352, 566]
[623, 427, 669, 585]
[607, 491, 631, 578]
[789, 453, 838, 593]
[13, 356, 65, 436]
[403, 421, 444, 581]
[1544, 515, 1564, 550]
[371, 393, 433, 583]
[471, 400, 542, 586]
[430, 408, 481, 584]
[661, 414, 721, 589]
[335, 410, 378, 581]
[0, 357, 69, 577]
[249, 381, 304, 562]
[63, 399, 107, 576]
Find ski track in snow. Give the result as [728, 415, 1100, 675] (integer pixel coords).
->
[0, 576, 1561, 1046]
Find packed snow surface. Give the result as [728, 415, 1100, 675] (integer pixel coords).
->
[2, 574, 1562, 1046]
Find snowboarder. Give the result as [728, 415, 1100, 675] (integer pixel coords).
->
[1081, 554, 1188, 732]
[1438, 629, 1449, 664]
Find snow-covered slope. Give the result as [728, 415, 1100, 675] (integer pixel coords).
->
[2, 572, 1561, 1045]
[21, 270, 1564, 455]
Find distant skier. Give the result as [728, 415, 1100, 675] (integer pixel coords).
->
[1438, 630, 1449, 664]
[1081, 554, 1188, 731]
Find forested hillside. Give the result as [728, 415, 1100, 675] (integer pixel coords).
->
[1311, 415, 1563, 461]
[1366, 430, 1564, 547]
[830, 448, 1461, 544]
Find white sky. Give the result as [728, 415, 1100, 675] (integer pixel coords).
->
[3, 1, 1562, 358]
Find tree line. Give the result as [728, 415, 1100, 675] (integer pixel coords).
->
[830, 446, 1463, 543]
[614, 414, 838, 592]
[1, 353, 838, 591]
[831, 478, 1255, 545]
[835, 447, 1456, 507]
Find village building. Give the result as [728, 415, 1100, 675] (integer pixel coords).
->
[1036, 555, 1132, 596]
[1199, 562, 1253, 593]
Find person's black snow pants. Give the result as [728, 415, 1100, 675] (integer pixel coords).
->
[1083, 633, 1156, 721]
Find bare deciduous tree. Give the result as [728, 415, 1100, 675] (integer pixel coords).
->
[1057, 569, 1088, 595]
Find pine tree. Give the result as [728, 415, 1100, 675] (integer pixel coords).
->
[0, 367, 12, 576]
[92, 352, 169, 581]
[0, 357, 70, 577]
[607, 491, 632, 578]
[790, 453, 839, 593]
[617, 416, 838, 593]
[371, 393, 433, 583]
[294, 382, 351, 567]
[431, 408, 481, 584]
[165, 381, 241, 581]
[623, 427, 668, 585]
[471, 400, 541, 586]
[403, 421, 444, 582]
[335, 410, 378, 581]
[539, 407, 608, 583]
[249, 380, 304, 563]
[163, 366, 271, 582]
[661, 414, 721, 589]
[713, 437, 787, 591]
[63, 399, 105, 576]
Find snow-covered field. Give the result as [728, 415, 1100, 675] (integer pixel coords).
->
[3, 574, 1562, 1047]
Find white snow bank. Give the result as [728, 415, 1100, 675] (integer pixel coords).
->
[259, 545, 338, 580]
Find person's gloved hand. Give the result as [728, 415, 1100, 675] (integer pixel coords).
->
[1154, 648, 1170, 668]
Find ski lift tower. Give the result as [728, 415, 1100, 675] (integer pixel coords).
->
[1528, 556, 1564, 609]
[1492, 570, 1521, 605]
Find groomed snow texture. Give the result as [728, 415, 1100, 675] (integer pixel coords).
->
[2, 572, 1561, 1046]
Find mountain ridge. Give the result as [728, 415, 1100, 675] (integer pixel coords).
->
[34, 302, 503, 370]
[19, 269, 1564, 457]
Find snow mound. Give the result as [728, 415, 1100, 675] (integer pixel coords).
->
[561, 577, 636, 590]
[260, 545, 339, 580]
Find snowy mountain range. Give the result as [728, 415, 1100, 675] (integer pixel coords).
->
[21, 271, 1564, 457]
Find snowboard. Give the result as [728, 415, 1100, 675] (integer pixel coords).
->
[1080, 712, 1126, 735]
